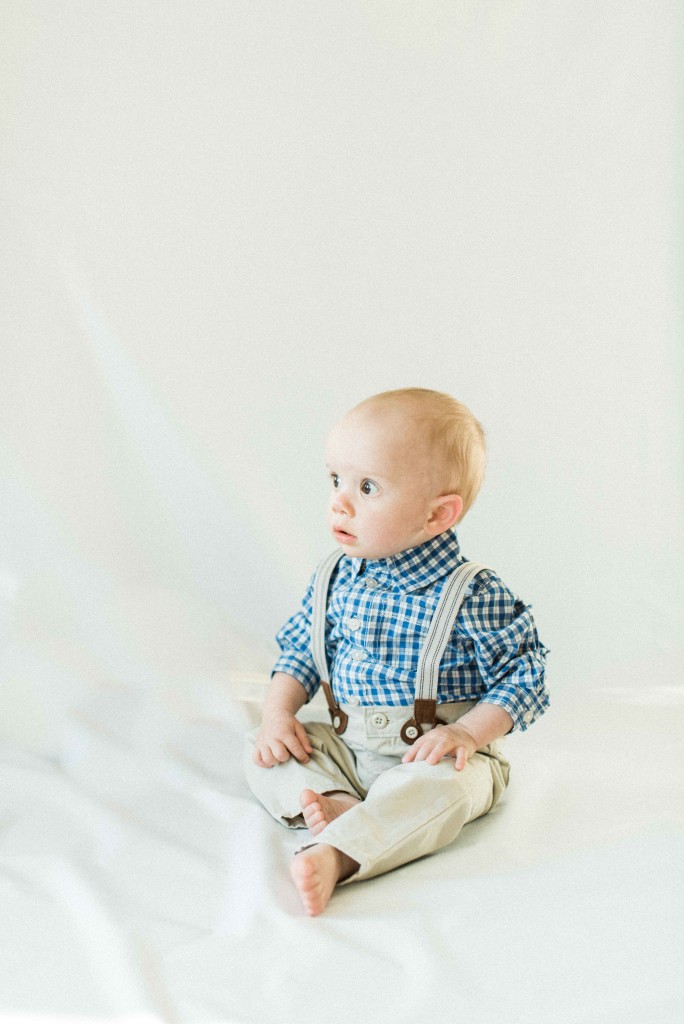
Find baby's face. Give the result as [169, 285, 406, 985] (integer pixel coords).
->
[325, 406, 440, 560]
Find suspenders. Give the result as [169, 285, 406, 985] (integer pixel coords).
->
[311, 548, 352, 735]
[310, 549, 489, 745]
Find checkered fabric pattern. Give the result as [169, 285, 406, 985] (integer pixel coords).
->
[273, 530, 550, 731]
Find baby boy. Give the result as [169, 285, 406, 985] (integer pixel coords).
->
[244, 388, 549, 915]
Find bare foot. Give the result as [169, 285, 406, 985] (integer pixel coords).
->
[299, 788, 360, 836]
[290, 844, 359, 916]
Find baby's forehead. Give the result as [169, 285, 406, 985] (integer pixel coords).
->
[326, 406, 433, 466]
[332, 400, 428, 440]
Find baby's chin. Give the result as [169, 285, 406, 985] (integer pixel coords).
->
[333, 537, 407, 562]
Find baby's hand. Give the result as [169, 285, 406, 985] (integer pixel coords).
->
[253, 712, 313, 768]
[401, 723, 477, 772]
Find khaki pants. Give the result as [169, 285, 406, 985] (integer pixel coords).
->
[243, 701, 510, 883]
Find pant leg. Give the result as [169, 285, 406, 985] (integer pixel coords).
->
[243, 721, 367, 828]
[314, 742, 510, 882]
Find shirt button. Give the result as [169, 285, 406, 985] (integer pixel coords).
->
[348, 617, 361, 631]
[349, 695, 361, 706]
[351, 649, 365, 662]
[523, 711, 534, 725]
[364, 578, 379, 590]
[371, 712, 389, 729]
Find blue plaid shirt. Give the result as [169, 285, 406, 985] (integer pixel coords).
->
[273, 530, 549, 731]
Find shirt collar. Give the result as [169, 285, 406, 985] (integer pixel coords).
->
[349, 529, 464, 592]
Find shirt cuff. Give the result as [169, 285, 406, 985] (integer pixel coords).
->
[479, 685, 550, 732]
[271, 652, 320, 701]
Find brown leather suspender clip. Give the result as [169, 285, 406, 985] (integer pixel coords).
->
[321, 680, 349, 735]
[399, 698, 446, 745]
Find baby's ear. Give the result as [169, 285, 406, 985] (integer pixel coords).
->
[426, 494, 463, 535]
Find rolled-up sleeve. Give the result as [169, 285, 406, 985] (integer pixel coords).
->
[271, 573, 321, 700]
[457, 574, 550, 731]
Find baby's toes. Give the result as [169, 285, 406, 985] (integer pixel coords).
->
[306, 810, 328, 834]
[302, 802, 320, 825]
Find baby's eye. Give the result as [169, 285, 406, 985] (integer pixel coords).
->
[360, 479, 379, 496]
[330, 473, 340, 489]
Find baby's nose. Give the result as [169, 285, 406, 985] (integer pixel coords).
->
[332, 491, 353, 515]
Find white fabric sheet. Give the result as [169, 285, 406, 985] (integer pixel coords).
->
[0, 676, 681, 1024]
[2, 4, 683, 1022]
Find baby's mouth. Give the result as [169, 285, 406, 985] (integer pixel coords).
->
[333, 525, 356, 541]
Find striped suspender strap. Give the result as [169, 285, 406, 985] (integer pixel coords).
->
[400, 561, 489, 743]
[415, 561, 489, 701]
[310, 548, 348, 733]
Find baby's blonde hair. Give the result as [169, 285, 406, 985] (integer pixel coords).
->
[355, 388, 487, 520]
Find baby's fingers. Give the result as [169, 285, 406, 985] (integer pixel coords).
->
[253, 742, 277, 768]
[294, 722, 313, 755]
[286, 726, 312, 764]
[423, 737, 456, 765]
[254, 739, 290, 767]
[402, 736, 435, 764]
[401, 739, 420, 763]
[454, 746, 470, 772]
[402, 731, 459, 766]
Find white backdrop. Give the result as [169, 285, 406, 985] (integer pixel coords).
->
[2, 0, 682, 754]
